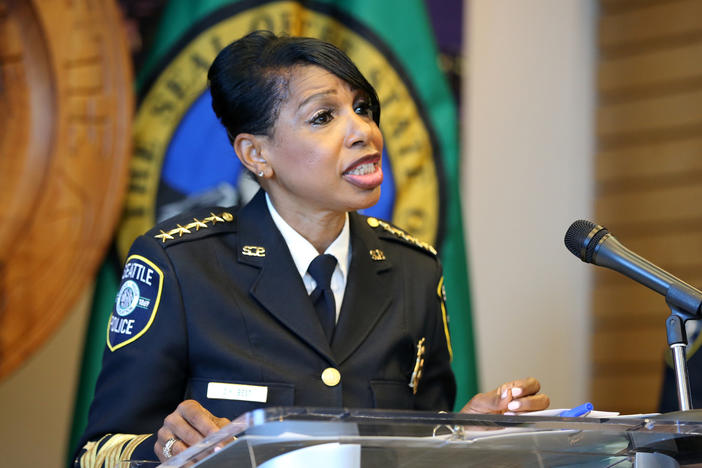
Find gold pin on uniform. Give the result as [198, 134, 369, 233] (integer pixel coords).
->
[409, 337, 426, 395]
[369, 249, 386, 261]
[242, 245, 266, 257]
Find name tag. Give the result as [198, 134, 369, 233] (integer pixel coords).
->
[206, 382, 268, 403]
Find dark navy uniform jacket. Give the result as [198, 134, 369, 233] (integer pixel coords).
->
[75, 190, 456, 465]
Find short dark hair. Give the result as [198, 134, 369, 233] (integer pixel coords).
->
[208, 30, 380, 143]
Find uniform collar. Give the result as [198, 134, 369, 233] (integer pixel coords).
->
[265, 192, 351, 283]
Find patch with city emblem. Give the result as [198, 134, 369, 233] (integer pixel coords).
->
[107, 255, 164, 351]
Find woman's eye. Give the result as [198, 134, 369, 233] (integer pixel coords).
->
[310, 110, 333, 125]
[355, 101, 374, 119]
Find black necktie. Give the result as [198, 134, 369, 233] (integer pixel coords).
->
[308, 254, 337, 342]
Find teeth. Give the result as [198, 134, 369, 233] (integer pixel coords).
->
[347, 162, 376, 176]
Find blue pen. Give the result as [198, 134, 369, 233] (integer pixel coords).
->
[559, 402, 593, 417]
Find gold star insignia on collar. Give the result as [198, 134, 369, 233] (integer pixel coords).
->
[155, 230, 175, 243]
[186, 218, 208, 231]
[168, 224, 192, 237]
[154, 211, 234, 243]
[203, 212, 225, 224]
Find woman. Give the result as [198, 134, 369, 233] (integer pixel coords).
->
[75, 31, 549, 466]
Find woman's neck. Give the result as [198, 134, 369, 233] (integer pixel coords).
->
[267, 194, 346, 253]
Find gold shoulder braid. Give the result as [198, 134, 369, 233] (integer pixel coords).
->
[154, 211, 234, 243]
[366, 217, 437, 255]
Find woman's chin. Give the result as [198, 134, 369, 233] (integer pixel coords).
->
[353, 186, 382, 211]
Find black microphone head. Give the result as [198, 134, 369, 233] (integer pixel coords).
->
[564, 220, 609, 263]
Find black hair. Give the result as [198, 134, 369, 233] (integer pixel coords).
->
[208, 30, 380, 143]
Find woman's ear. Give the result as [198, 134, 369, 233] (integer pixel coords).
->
[234, 133, 269, 178]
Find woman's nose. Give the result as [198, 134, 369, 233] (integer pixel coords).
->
[345, 112, 375, 148]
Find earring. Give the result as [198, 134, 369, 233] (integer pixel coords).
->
[258, 170, 264, 177]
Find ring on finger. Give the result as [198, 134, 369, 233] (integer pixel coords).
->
[163, 437, 178, 459]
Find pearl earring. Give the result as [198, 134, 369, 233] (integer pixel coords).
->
[258, 170, 264, 177]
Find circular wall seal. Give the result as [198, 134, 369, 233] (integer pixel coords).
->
[0, 0, 133, 378]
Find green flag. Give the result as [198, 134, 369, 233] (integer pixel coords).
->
[69, 1, 477, 462]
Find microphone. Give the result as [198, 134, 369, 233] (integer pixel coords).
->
[564, 220, 702, 318]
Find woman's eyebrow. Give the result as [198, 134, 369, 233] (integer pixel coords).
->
[297, 89, 337, 110]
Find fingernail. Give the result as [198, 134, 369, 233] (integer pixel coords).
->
[501, 389, 509, 399]
[508, 401, 520, 411]
[511, 387, 523, 397]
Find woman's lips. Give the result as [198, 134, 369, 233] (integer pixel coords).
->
[343, 155, 383, 189]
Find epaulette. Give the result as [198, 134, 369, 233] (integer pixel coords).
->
[365, 216, 437, 256]
[150, 210, 235, 247]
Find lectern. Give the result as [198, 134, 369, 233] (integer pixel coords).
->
[159, 407, 702, 467]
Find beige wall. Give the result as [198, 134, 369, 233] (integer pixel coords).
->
[0, 288, 92, 468]
[464, 0, 596, 407]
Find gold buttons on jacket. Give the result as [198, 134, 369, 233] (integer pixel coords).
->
[321, 367, 341, 387]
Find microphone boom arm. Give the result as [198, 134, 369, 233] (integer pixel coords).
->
[565, 220, 699, 411]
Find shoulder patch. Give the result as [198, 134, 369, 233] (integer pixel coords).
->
[152, 211, 234, 247]
[366, 217, 437, 255]
[107, 255, 164, 351]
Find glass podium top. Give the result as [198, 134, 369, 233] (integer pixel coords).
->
[159, 407, 702, 467]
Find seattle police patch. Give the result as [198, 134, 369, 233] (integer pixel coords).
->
[107, 255, 164, 351]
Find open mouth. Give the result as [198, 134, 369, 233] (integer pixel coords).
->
[346, 161, 379, 176]
[343, 154, 383, 189]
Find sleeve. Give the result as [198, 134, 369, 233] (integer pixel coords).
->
[413, 259, 457, 411]
[73, 234, 189, 466]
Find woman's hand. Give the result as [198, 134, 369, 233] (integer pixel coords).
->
[460, 377, 550, 414]
[155, 400, 231, 461]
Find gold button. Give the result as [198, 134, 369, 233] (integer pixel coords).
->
[321, 367, 341, 387]
[367, 217, 379, 228]
[221, 212, 234, 222]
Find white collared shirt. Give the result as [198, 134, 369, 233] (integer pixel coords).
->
[265, 193, 351, 322]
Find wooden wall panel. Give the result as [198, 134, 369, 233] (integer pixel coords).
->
[594, 0, 702, 413]
[596, 186, 702, 224]
[593, 328, 667, 362]
[598, 90, 702, 137]
[600, 42, 702, 91]
[597, 138, 702, 183]
[592, 373, 662, 414]
[600, 0, 702, 47]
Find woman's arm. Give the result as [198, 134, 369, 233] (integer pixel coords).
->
[75, 234, 190, 466]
